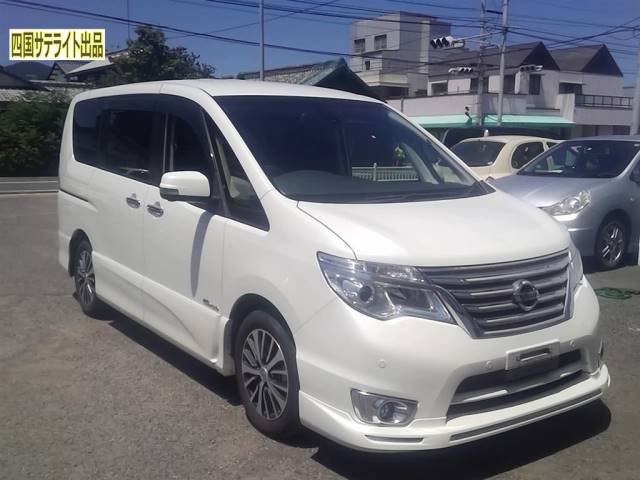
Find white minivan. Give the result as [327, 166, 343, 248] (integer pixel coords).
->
[58, 80, 609, 452]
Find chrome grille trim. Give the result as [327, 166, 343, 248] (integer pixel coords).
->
[420, 250, 571, 338]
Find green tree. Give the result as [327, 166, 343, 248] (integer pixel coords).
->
[100, 26, 215, 86]
[0, 91, 69, 175]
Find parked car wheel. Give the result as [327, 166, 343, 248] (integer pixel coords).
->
[234, 310, 300, 438]
[595, 217, 628, 270]
[73, 240, 106, 316]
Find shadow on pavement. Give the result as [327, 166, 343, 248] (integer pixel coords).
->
[308, 399, 611, 480]
[99, 303, 241, 406]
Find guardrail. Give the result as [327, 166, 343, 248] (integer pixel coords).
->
[575, 94, 633, 109]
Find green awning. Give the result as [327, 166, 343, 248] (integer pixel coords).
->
[412, 114, 573, 129]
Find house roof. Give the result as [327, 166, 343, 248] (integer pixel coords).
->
[430, 42, 560, 77]
[52, 60, 91, 74]
[550, 44, 623, 76]
[0, 67, 46, 90]
[236, 58, 380, 99]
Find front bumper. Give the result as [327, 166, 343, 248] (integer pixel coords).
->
[294, 281, 608, 451]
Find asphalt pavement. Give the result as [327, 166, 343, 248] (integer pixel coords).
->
[1, 193, 639, 480]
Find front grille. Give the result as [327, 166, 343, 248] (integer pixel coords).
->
[420, 250, 571, 337]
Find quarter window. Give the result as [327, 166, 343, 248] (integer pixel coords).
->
[206, 116, 268, 230]
[72, 98, 102, 166]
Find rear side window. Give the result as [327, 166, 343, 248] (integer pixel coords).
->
[511, 142, 544, 169]
[103, 96, 158, 183]
[72, 98, 102, 166]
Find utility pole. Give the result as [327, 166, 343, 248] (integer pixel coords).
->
[496, 0, 509, 126]
[259, 0, 265, 80]
[632, 31, 640, 135]
[126, 0, 131, 42]
[476, 0, 487, 126]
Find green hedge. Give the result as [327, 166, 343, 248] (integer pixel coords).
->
[0, 91, 70, 176]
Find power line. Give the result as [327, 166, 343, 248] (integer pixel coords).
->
[0, 0, 468, 67]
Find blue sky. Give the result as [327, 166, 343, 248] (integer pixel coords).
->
[2, 0, 639, 85]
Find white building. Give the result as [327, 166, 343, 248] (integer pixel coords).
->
[386, 41, 632, 138]
[348, 12, 452, 98]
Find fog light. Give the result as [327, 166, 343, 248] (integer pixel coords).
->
[350, 389, 417, 426]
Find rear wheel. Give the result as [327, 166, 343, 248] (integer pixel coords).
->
[234, 310, 300, 438]
[73, 240, 105, 316]
[595, 217, 627, 270]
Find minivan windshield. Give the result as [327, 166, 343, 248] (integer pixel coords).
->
[215, 96, 489, 203]
[451, 140, 506, 167]
[519, 139, 640, 178]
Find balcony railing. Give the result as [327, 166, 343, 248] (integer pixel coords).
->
[575, 94, 633, 109]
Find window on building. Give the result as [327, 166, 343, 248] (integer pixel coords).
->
[431, 82, 448, 96]
[504, 74, 516, 94]
[364, 60, 371, 71]
[559, 82, 583, 94]
[529, 74, 541, 95]
[511, 142, 544, 169]
[354, 38, 365, 53]
[374, 34, 387, 50]
[470, 77, 489, 93]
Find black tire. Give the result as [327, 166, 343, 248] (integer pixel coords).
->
[234, 310, 301, 439]
[73, 240, 105, 316]
[594, 216, 628, 270]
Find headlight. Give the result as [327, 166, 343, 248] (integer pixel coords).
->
[317, 252, 452, 322]
[569, 242, 583, 291]
[542, 190, 591, 216]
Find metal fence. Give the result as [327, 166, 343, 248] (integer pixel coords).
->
[352, 166, 418, 181]
[575, 94, 633, 109]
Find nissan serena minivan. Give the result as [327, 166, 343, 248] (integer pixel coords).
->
[58, 80, 609, 451]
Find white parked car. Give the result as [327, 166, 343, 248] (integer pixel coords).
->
[58, 80, 608, 452]
[451, 136, 560, 179]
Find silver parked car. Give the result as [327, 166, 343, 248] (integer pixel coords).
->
[495, 136, 640, 269]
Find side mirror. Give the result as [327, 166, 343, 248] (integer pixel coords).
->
[160, 171, 211, 201]
[631, 167, 640, 184]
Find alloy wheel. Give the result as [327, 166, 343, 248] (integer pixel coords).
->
[598, 221, 625, 268]
[241, 328, 289, 420]
[75, 250, 96, 306]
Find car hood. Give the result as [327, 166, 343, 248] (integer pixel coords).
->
[298, 190, 570, 267]
[494, 174, 608, 207]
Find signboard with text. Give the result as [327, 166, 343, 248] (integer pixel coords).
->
[9, 29, 105, 61]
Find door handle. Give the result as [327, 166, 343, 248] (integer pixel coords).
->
[146, 203, 164, 217]
[125, 195, 140, 208]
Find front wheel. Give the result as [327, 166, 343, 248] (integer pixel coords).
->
[595, 218, 627, 270]
[234, 310, 300, 438]
[74, 240, 105, 316]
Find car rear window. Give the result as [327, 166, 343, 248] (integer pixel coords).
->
[451, 140, 506, 167]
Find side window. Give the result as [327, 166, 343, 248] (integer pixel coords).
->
[102, 95, 161, 184]
[72, 98, 102, 166]
[205, 116, 268, 230]
[511, 142, 544, 169]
